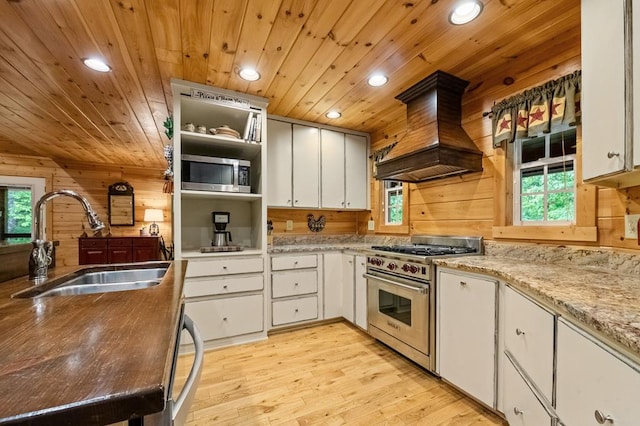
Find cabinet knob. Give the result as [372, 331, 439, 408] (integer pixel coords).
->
[607, 151, 620, 159]
[295, 199, 298, 204]
[223, 317, 228, 321]
[222, 265, 228, 270]
[294, 282, 299, 286]
[223, 285, 228, 289]
[516, 328, 525, 336]
[287, 199, 291, 203]
[341, 201, 345, 206]
[594, 410, 614, 424]
[347, 202, 351, 206]
[459, 281, 467, 286]
[295, 308, 299, 313]
[513, 407, 524, 416]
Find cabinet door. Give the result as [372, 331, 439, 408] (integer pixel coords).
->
[503, 355, 554, 426]
[323, 252, 343, 319]
[321, 129, 345, 208]
[556, 319, 640, 425]
[292, 124, 319, 208]
[344, 134, 368, 209]
[267, 119, 293, 207]
[438, 270, 497, 408]
[504, 285, 555, 400]
[581, 0, 627, 180]
[341, 254, 355, 323]
[353, 255, 367, 330]
[133, 238, 159, 262]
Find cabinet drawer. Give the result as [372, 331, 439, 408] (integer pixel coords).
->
[556, 319, 640, 425]
[186, 256, 264, 277]
[133, 237, 158, 247]
[79, 238, 107, 249]
[272, 296, 318, 326]
[271, 254, 317, 271]
[185, 274, 264, 298]
[503, 355, 553, 426]
[184, 294, 263, 342]
[107, 238, 132, 248]
[504, 285, 555, 400]
[271, 270, 317, 298]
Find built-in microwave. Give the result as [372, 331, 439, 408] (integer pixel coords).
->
[181, 154, 251, 193]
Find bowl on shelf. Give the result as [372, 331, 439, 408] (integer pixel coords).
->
[215, 125, 240, 138]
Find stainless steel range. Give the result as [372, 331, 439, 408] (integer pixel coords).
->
[365, 235, 483, 373]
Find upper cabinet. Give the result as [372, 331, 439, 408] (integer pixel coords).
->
[267, 117, 369, 210]
[171, 79, 268, 257]
[581, 0, 640, 187]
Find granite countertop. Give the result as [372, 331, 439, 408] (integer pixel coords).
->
[433, 255, 640, 361]
[269, 242, 373, 254]
[0, 260, 187, 425]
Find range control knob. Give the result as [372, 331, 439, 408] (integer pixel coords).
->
[387, 262, 397, 271]
[401, 263, 410, 272]
[409, 265, 419, 273]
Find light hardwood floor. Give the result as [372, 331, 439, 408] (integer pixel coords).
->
[174, 321, 507, 425]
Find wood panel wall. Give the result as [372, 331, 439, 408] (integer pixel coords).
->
[267, 208, 359, 235]
[369, 52, 640, 252]
[0, 154, 171, 267]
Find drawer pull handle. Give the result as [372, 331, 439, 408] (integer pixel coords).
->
[513, 407, 524, 416]
[607, 151, 620, 159]
[516, 328, 525, 336]
[459, 281, 467, 286]
[594, 410, 614, 424]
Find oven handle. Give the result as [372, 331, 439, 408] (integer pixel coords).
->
[363, 273, 429, 294]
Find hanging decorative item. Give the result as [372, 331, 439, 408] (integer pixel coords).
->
[370, 141, 398, 176]
[162, 115, 174, 194]
[307, 214, 326, 232]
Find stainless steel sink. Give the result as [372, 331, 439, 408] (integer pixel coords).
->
[12, 263, 169, 299]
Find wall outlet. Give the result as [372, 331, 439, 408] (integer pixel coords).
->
[285, 220, 293, 231]
[367, 220, 375, 231]
[624, 214, 640, 239]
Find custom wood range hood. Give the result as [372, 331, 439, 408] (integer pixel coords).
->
[375, 70, 483, 182]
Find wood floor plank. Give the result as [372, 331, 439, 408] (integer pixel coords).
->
[174, 321, 506, 425]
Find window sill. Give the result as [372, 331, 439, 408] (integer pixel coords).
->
[492, 226, 598, 242]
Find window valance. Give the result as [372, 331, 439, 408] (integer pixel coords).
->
[491, 70, 581, 148]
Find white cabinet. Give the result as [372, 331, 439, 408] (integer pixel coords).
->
[581, 0, 640, 187]
[270, 254, 321, 328]
[556, 318, 640, 425]
[437, 269, 497, 408]
[266, 119, 320, 208]
[353, 255, 367, 330]
[181, 255, 265, 348]
[320, 129, 368, 209]
[503, 354, 554, 426]
[266, 119, 293, 206]
[323, 252, 343, 319]
[341, 254, 355, 323]
[504, 285, 555, 401]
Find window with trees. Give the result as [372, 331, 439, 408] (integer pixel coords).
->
[0, 176, 45, 241]
[384, 180, 403, 225]
[514, 128, 577, 225]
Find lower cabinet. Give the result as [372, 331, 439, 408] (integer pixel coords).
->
[270, 253, 320, 328]
[556, 318, 640, 425]
[503, 354, 554, 426]
[78, 236, 160, 264]
[181, 255, 265, 348]
[437, 268, 498, 409]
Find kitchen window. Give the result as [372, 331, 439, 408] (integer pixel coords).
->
[514, 128, 576, 225]
[384, 181, 403, 225]
[0, 176, 45, 240]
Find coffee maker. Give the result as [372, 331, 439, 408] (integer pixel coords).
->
[212, 211, 232, 247]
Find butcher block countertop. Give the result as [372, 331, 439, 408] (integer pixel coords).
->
[0, 260, 187, 425]
[433, 255, 640, 363]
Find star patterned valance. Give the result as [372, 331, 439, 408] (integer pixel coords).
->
[491, 70, 581, 148]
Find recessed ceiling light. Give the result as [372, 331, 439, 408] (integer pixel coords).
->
[368, 74, 389, 87]
[326, 111, 341, 119]
[449, 0, 483, 25]
[239, 67, 261, 81]
[83, 58, 111, 72]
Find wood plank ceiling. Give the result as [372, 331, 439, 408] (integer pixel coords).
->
[0, 0, 580, 169]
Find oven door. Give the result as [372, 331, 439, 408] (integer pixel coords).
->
[365, 273, 430, 355]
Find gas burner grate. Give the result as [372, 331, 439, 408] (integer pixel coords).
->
[370, 244, 477, 256]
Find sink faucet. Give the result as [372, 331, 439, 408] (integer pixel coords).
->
[29, 190, 105, 283]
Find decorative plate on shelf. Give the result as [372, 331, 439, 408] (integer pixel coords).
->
[215, 125, 240, 138]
